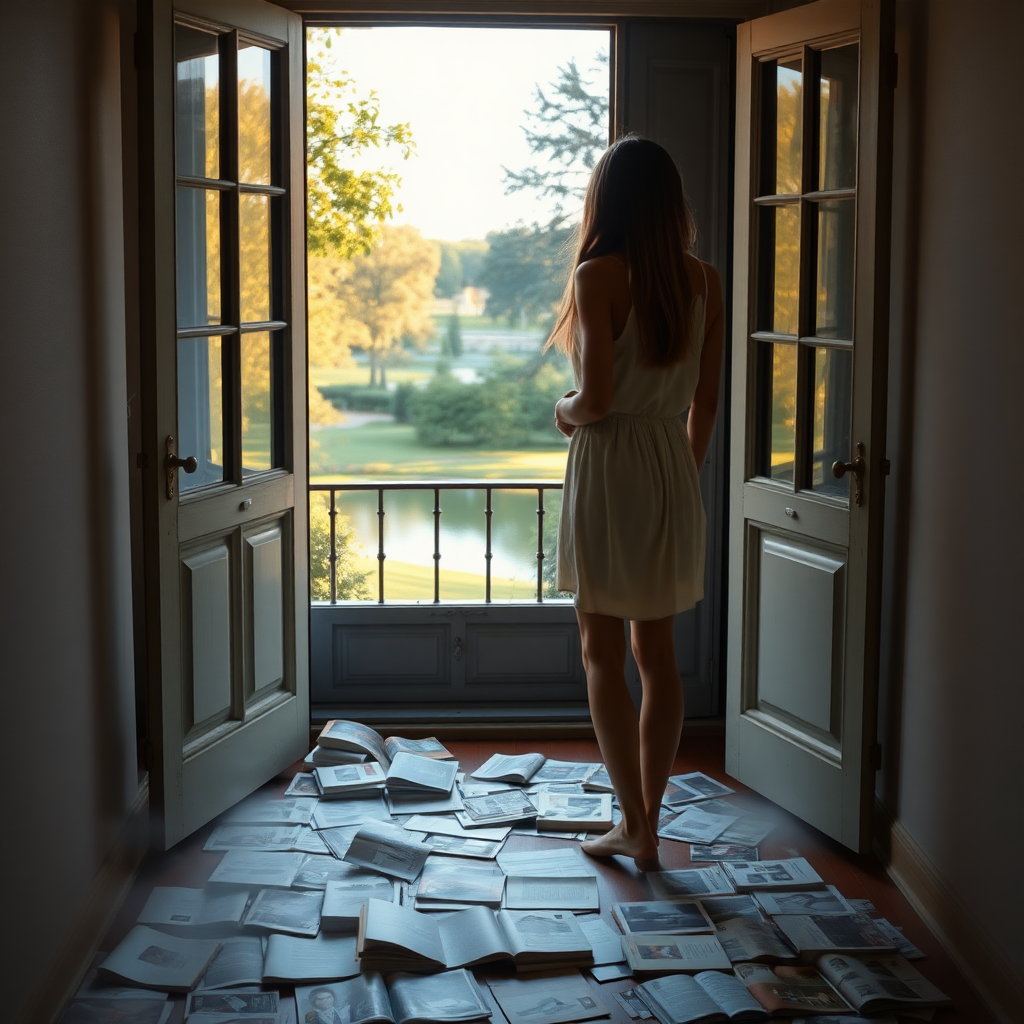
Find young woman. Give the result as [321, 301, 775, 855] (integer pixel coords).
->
[551, 136, 725, 869]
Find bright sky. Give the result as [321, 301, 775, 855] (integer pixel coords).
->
[315, 26, 610, 241]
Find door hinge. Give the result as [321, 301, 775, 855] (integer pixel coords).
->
[869, 742, 882, 771]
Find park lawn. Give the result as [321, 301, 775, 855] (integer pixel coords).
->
[347, 555, 538, 602]
[310, 420, 569, 481]
[311, 365, 430, 387]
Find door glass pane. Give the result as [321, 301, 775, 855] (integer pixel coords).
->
[176, 187, 221, 328]
[177, 336, 224, 492]
[174, 24, 219, 179]
[240, 193, 271, 323]
[819, 44, 859, 191]
[761, 57, 803, 195]
[757, 342, 797, 483]
[242, 331, 279, 473]
[810, 346, 852, 497]
[815, 199, 856, 340]
[759, 204, 801, 336]
[238, 43, 273, 185]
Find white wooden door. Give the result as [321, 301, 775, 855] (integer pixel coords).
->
[140, 0, 308, 848]
[726, 0, 894, 852]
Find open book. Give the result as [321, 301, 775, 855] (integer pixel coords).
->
[136, 886, 249, 934]
[621, 933, 732, 973]
[357, 899, 594, 972]
[634, 971, 768, 1023]
[771, 913, 897, 956]
[815, 952, 951, 1012]
[297, 970, 490, 1024]
[316, 721, 452, 768]
[471, 753, 596, 785]
[732, 963, 851, 1015]
[98, 926, 222, 992]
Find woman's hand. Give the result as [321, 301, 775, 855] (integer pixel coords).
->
[555, 391, 578, 438]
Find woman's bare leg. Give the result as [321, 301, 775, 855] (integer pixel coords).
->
[576, 609, 659, 868]
[630, 616, 685, 838]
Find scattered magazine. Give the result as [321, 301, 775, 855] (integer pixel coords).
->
[621, 933, 732, 973]
[318, 825, 361, 860]
[535, 792, 613, 832]
[293, 854, 379, 890]
[99, 926, 222, 992]
[194, 936, 266, 989]
[135, 886, 249, 933]
[421, 834, 502, 859]
[711, 917, 800, 965]
[614, 988, 654, 1019]
[611, 898, 715, 935]
[403, 814, 510, 842]
[457, 790, 537, 827]
[647, 866, 736, 899]
[581, 765, 612, 792]
[185, 990, 280, 1016]
[384, 736, 455, 761]
[815, 952, 950, 1012]
[312, 795, 392, 831]
[872, 918, 925, 959]
[242, 888, 324, 937]
[497, 847, 596, 878]
[261, 932, 360, 982]
[284, 773, 320, 797]
[771, 914, 896, 956]
[633, 971, 768, 1023]
[689, 844, 760, 864]
[208, 851, 305, 888]
[221, 796, 317, 825]
[591, 963, 633, 983]
[724, 859, 824, 892]
[322, 877, 400, 931]
[662, 778, 708, 807]
[716, 817, 777, 847]
[669, 772, 736, 800]
[578, 915, 628, 965]
[298, 969, 490, 1024]
[204, 825, 313, 853]
[386, 752, 459, 794]
[471, 752, 547, 784]
[388, 788, 465, 815]
[343, 821, 431, 881]
[754, 886, 855, 916]
[314, 762, 387, 798]
[530, 760, 602, 784]
[487, 970, 611, 1024]
[504, 875, 600, 911]
[658, 806, 739, 844]
[317, 722, 455, 770]
[732, 963, 851, 1015]
[304, 745, 369, 769]
[415, 855, 507, 908]
[698, 896, 763, 923]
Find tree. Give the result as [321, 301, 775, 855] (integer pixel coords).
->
[478, 221, 573, 327]
[308, 498, 371, 601]
[433, 243, 463, 298]
[306, 30, 414, 259]
[332, 224, 441, 387]
[443, 313, 463, 358]
[503, 57, 609, 212]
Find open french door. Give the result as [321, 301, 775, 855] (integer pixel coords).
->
[139, 0, 308, 848]
[726, 0, 894, 852]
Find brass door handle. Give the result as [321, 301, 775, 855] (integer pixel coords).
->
[165, 435, 198, 500]
[832, 440, 865, 506]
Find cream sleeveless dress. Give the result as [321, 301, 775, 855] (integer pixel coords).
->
[555, 275, 708, 620]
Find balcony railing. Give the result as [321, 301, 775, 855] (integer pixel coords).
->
[310, 480, 564, 605]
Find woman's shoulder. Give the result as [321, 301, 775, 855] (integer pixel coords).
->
[575, 253, 629, 285]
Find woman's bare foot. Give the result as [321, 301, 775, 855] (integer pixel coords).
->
[581, 821, 660, 870]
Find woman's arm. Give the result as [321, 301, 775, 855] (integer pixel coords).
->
[554, 260, 616, 431]
[687, 262, 725, 466]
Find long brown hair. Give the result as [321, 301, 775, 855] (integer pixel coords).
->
[547, 135, 697, 366]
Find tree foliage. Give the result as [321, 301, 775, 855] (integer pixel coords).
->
[306, 29, 415, 259]
[309, 498, 371, 601]
[503, 57, 609, 211]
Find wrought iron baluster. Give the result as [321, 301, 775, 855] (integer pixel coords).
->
[433, 488, 441, 603]
[328, 489, 338, 605]
[377, 488, 385, 604]
[484, 486, 493, 604]
[536, 486, 545, 603]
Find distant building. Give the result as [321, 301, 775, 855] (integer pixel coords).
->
[433, 285, 489, 317]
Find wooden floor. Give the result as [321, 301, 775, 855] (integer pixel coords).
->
[92, 737, 995, 1024]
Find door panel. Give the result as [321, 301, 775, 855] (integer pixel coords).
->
[141, 0, 307, 848]
[727, 0, 894, 852]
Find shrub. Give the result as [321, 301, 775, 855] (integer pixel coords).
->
[309, 496, 371, 601]
[392, 382, 416, 424]
[319, 384, 394, 414]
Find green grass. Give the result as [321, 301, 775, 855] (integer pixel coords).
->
[310, 420, 568, 481]
[346, 555, 539, 601]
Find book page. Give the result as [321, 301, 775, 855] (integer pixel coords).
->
[816, 953, 950, 1010]
[713, 916, 798, 962]
[754, 885, 854, 916]
[384, 735, 454, 760]
[504, 876, 599, 911]
[387, 969, 491, 1023]
[100, 926, 222, 991]
[529, 760, 599, 784]
[498, 910, 591, 958]
[262, 933, 360, 982]
[577, 915, 626, 965]
[343, 822, 429, 881]
[320, 721, 389, 765]
[386, 752, 458, 792]
[693, 969, 766, 1017]
[623, 933, 732, 972]
[733, 963, 849, 1015]
[362, 899, 447, 965]
[137, 887, 248, 928]
[433, 905, 511, 967]
[403, 815, 510, 842]
[648, 865, 735, 898]
[497, 847, 595, 878]
[471, 752, 545, 782]
[773, 914, 895, 953]
[195, 937, 266, 989]
[488, 971, 610, 1024]
[208, 850, 304, 888]
[636, 975, 720, 1024]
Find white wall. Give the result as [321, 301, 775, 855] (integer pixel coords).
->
[879, 0, 1024, 987]
[0, 1, 140, 1020]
